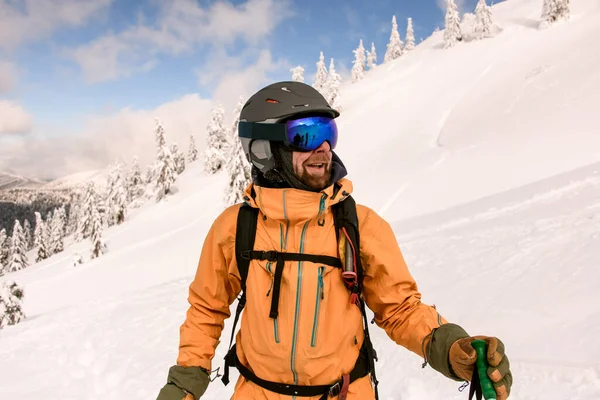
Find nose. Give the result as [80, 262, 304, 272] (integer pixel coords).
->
[314, 140, 331, 153]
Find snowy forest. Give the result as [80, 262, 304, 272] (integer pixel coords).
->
[0, 0, 572, 329]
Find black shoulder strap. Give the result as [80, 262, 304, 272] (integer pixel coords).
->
[222, 203, 259, 385]
[235, 203, 259, 292]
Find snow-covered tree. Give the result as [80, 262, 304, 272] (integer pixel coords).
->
[0, 280, 25, 329]
[366, 42, 377, 70]
[188, 134, 198, 163]
[128, 156, 144, 200]
[384, 15, 404, 62]
[49, 207, 66, 254]
[313, 51, 328, 93]
[473, 0, 495, 39]
[144, 164, 155, 184]
[405, 17, 416, 51]
[154, 119, 178, 201]
[44, 211, 53, 249]
[68, 190, 84, 239]
[204, 104, 229, 174]
[324, 58, 342, 111]
[225, 97, 252, 206]
[0, 229, 8, 275]
[351, 39, 367, 83]
[34, 212, 49, 262]
[22, 219, 32, 251]
[171, 143, 186, 175]
[79, 183, 98, 240]
[540, 0, 570, 29]
[90, 203, 105, 259]
[444, 0, 463, 49]
[290, 65, 305, 82]
[8, 220, 28, 272]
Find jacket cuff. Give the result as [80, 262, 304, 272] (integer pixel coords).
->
[167, 365, 210, 400]
[425, 323, 470, 381]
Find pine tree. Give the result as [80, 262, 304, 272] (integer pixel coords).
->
[224, 97, 252, 206]
[90, 203, 105, 259]
[290, 65, 305, 82]
[50, 206, 66, 254]
[34, 212, 49, 262]
[204, 104, 228, 174]
[384, 15, 404, 62]
[79, 183, 98, 240]
[444, 0, 463, 49]
[324, 58, 342, 111]
[313, 51, 328, 94]
[154, 119, 178, 201]
[0, 229, 8, 275]
[188, 134, 198, 163]
[22, 219, 32, 251]
[0, 280, 25, 329]
[366, 42, 377, 70]
[128, 156, 144, 200]
[474, 0, 495, 39]
[8, 220, 28, 272]
[405, 17, 416, 51]
[44, 211, 53, 253]
[351, 39, 366, 83]
[171, 143, 186, 175]
[540, 0, 570, 29]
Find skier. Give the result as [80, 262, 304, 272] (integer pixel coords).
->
[156, 81, 512, 400]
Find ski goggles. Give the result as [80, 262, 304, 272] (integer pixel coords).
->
[238, 116, 338, 152]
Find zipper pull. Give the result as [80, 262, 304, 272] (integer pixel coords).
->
[319, 267, 325, 300]
[266, 262, 274, 297]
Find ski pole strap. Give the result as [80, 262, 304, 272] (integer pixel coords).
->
[225, 343, 368, 399]
[241, 250, 342, 319]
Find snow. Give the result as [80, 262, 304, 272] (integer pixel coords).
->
[1, 0, 600, 398]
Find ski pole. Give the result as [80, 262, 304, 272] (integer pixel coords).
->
[471, 340, 496, 400]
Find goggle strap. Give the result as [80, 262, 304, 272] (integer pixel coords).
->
[238, 121, 286, 141]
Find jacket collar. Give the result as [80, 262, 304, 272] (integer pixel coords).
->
[243, 178, 353, 224]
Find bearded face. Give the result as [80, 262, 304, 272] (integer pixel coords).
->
[292, 141, 333, 190]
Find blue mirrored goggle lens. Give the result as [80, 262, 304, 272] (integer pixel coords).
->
[285, 116, 338, 151]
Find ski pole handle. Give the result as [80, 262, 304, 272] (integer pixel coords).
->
[471, 340, 497, 400]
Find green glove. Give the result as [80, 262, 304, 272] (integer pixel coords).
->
[157, 365, 210, 400]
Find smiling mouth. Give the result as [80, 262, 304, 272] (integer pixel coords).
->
[306, 163, 325, 168]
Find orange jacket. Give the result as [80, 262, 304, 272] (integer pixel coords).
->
[176, 178, 447, 399]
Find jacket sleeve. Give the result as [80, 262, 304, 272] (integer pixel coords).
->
[359, 206, 449, 360]
[176, 206, 242, 371]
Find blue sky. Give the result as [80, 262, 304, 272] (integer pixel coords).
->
[0, 0, 487, 178]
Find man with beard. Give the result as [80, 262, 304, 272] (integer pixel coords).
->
[156, 81, 513, 400]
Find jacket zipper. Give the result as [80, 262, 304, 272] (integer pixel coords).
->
[311, 266, 325, 347]
[291, 220, 310, 386]
[266, 262, 280, 344]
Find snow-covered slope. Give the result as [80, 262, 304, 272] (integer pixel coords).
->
[2, 0, 600, 399]
[42, 168, 108, 190]
[0, 171, 43, 191]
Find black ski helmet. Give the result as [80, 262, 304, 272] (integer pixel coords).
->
[238, 81, 339, 173]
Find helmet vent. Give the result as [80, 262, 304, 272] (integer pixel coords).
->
[292, 104, 309, 108]
[280, 86, 291, 92]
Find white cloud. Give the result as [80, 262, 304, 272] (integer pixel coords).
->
[436, 0, 467, 13]
[0, 94, 216, 179]
[0, 100, 34, 135]
[66, 0, 294, 84]
[0, 0, 112, 50]
[0, 60, 16, 93]
[196, 48, 291, 113]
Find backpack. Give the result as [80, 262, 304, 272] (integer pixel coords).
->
[221, 194, 379, 400]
